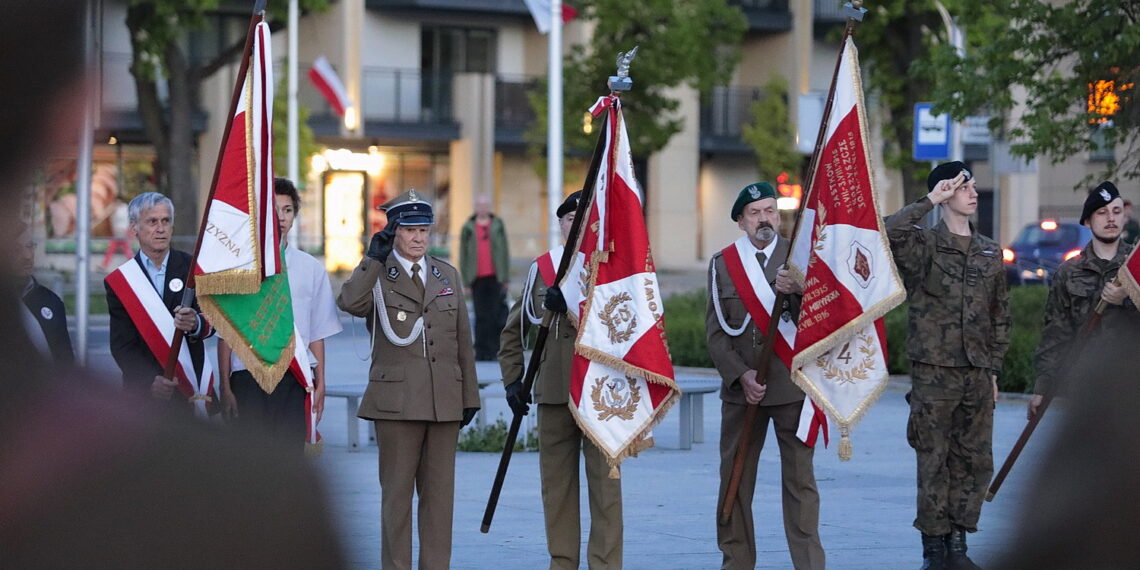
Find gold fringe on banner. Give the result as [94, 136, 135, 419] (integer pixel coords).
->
[198, 295, 295, 394]
[195, 270, 262, 296]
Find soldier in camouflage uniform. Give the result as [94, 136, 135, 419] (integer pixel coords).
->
[884, 161, 1011, 570]
[1030, 182, 1140, 419]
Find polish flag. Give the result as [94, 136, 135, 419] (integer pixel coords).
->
[563, 95, 679, 477]
[308, 56, 352, 117]
[523, 0, 578, 34]
[787, 36, 906, 460]
[1120, 241, 1140, 305]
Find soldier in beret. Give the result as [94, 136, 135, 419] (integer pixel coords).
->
[708, 182, 825, 569]
[884, 161, 1011, 570]
[498, 190, 624, 569]
[337, 190, 480, 570]
[1029, 182, 1140, 419]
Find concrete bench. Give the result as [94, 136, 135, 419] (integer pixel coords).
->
[326, 375, 722, 451]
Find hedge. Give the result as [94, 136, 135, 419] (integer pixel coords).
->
[664, 285, 1050, 393]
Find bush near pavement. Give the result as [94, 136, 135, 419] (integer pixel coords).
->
[664, 286, 1049, 394]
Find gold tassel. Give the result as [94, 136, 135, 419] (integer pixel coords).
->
[608, 465, 620, 479]
[305, 440, 324, 459]
[838, 427, 853, 461]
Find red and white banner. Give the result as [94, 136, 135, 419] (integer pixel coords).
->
[287, 326, 322, 452]
[106, 260, 216, 417]
[1120, 245, 1140, 306]
[564, 96, 679, 476]
[308, 56, 352, 117]
[522, 0, 578, 34]
[787, 36, 905, 460]
[195, 20, 279, 294]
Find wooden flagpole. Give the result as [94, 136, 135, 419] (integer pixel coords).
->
[162, 0, 266, 380]
[719, 2, 866, 525]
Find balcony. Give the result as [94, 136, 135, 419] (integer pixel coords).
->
[302, 67, 460, 144]
[700, 86, 764, 154]
[495, 75, 538, 147]
[367, 0, 530, 17]
[730, 0, 792, 32]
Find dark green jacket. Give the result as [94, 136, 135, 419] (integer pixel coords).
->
[885, 197, 1011, 372]
[459, 215, 510, 286]
[1033, 240, 1140, 395]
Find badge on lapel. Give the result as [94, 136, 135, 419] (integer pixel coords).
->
[431, 265, 442, 279]
[169, 278, 184, 293]
[41, 307, 53, 320]
[438, 287, 455, 296]
[387, 266, 400, 281]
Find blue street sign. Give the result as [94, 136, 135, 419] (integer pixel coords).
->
[913, 102, 952, 161]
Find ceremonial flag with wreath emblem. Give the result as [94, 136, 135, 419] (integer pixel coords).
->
[563, 95, 679, 476]
[786, 35, 905, 460]
[192, 19, 297, 398]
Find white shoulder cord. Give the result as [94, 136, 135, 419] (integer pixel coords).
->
[710, 259, 751, 337]
[523, 262, 543, 326]
[370, 278, 426, 350]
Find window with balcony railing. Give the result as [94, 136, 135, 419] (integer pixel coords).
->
[701, 86, 764, 139]
[495, 76, 538, 130]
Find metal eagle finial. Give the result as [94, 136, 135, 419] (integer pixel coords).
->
[608, 46, 639, 92]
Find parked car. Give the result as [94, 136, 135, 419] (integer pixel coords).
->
[1003, 219, 1092, 285]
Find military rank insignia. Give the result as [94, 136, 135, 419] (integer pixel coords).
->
[431, 265, 442, 279]
[387, 266, 400, 280]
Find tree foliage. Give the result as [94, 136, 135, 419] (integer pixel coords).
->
[528, 0, 747, 161]
[918, 0, 1140, 188]
[125, 0, 327, 237]
[742, 76, 802, 183]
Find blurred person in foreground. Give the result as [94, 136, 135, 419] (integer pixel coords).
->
[0, 2, 343, 566]
[1028, 182, 1140, 421]
[11, 221, 74, 367]
[498, 190, 624, 569]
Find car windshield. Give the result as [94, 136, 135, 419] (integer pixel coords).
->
[1013, 225, 1083, 247]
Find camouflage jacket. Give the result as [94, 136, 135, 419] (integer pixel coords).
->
[1033, 240, 1140, 395]
[885, 197, 1011, 372]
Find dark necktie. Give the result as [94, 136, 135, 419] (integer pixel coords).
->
[756, 251, 767, 269]
[411, 263, 425, 298]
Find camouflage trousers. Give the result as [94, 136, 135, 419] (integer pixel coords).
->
[907, 362, 994, 536]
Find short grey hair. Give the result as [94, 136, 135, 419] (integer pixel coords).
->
[128, 192, 175, 225]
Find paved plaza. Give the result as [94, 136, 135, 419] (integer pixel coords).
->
[82, 315, 1056, 569]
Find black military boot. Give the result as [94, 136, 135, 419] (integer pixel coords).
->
[920, 533, 947, 570]
[945, 528, 982, 570]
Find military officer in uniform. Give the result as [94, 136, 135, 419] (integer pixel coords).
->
[885, 162, 1011, 570]
[337, 190, 480, 570]
[1029, 182, 1140, 419]
[707, 182, 825, 570]
[499, 191, 623, 569]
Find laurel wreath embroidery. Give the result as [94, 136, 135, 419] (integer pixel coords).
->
[599, 291, 637, 343]
[817, 330, 877, 385]
[591, 376, 642, 421]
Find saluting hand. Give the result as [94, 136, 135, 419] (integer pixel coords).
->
[927, 172, 965, 205]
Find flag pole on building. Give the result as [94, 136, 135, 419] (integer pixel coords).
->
[719, 1, 869, 525]
[547, 0, 564, 250]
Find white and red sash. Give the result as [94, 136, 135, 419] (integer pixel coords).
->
[105, 259, 215, 417]
[719, 236, 797, 368]
[535, 246, 560, 288]
[286, 326, 321, 449]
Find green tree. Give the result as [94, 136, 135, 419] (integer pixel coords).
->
[528, 0, 747, 163]
[918, 0, 1140, 188]
[742, 76, 803, 183]
[126, 0, 327, 240]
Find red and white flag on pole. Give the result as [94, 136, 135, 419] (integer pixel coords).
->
[522, 0, 578, 34]
[309, 56, 352, 117]
[1119, 245, 1140, 305]
[787, 35, 906, 460]
[563, 95, 679, 477]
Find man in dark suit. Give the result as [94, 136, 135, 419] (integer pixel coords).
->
[707, 182, 825, 570]
[337, 190, 480, 569]
[13, 222, 73, 367]
[105, 192, 213, 406]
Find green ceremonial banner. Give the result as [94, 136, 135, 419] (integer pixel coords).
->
[200, 255, 296, 394]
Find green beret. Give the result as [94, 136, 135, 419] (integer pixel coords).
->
[731, 182, 777, 221]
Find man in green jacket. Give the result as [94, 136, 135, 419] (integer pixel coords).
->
[460, 193, 510, 360]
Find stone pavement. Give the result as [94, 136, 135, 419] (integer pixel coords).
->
[82, 316, 1059, 569]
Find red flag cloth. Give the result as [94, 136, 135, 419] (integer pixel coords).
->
[787, 36, 906, 460]
[522, 0, 577, 34]
[308, 56, 352, 117]
[1120, 243, 1140, 305]
[564, 96, 679, 476]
